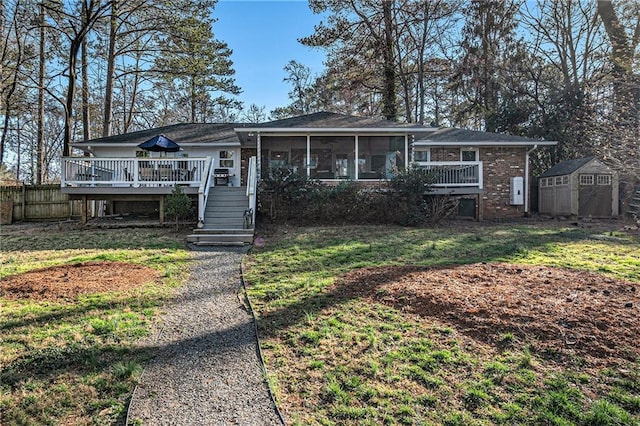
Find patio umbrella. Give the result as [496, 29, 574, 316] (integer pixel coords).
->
[137, 134, 181, 152]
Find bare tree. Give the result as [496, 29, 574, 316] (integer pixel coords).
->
[597, 0, 640, 122]
[243, 104, 267, 124]
[43, 0, 113, 156]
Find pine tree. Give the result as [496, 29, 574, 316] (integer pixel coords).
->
[154, 0, 239, 123]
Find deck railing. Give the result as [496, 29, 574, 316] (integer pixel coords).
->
[61, 157, 208, 187]
[414, 161, 483, 189]
[197, 157, 215, 227]
[246, 156, 257, 227]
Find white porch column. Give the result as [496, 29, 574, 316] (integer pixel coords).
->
[410, 134, 414, 163]
[404, 134, 409, 170]
[256, 132, 261, 180]
[306, 134, 311, 177]
[354, 134, 359, 180]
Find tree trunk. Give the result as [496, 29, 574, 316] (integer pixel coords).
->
[124, 58, 141, 132]
[597, 0, 640, 123]
[382, 0, 397, 121]
[36, 3, 46, 183]
[103, 1, 117, 137]
[63, 40, 81, 157]
[1, 8, 23, 167]
[191, 76, 197, 122]
[81, 28, 90, 142]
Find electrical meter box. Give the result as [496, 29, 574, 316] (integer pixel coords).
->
[510, 176, 524, 205]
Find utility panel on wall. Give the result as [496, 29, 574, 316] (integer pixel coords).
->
[510, 176, 524, 205]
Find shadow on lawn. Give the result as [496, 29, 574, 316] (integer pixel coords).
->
[249, 225, 597, 348]
[257, 224, 593, 277]
[0, 315, 262, 425]
[0, 225, 188, 252]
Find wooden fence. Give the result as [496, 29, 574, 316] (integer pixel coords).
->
[0, 185, 82, 223]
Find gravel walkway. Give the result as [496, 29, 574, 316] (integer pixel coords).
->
[127, 247, 283, 425]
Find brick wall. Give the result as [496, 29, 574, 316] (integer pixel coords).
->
[480, 147, 527, 219]
[430, 147, 460, 161]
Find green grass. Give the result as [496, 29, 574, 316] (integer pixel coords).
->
[0, 226, 190, 425]
[244, 223, 640, 425]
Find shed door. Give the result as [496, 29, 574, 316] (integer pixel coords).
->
[578, 174, 612, 217]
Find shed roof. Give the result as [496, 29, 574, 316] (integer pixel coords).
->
[539, 156, 596, 177]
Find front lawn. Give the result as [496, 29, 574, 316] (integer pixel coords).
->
[244, 222, 640, 425]
[0, 224, 190, 425]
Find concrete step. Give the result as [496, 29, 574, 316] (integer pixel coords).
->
[191, 228, 253, 234]
[187, 227, 254, 245]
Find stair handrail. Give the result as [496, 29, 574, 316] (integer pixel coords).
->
[246, 156, 258, 227]
[197, 156, 215, 227]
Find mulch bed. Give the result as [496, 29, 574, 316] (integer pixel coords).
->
[0, 261, 160, 301]
[333, 263, 639, 364]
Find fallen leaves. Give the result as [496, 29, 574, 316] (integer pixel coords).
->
[0, 261, 161, 301]
[333, 263, 639, 364]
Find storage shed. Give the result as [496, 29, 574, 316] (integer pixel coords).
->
[538, 157, 619, 218]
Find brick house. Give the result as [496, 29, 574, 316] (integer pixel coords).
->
[61, 112, 556, 243]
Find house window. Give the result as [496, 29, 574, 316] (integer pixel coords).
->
[562, 175, 569, 185]
[580, 174, 594, 185]
[219, 150, 234, 168]
[596, 174, 611, 185]
[136, 151, 149, 158]
[413, 150, 429, 162]
[461, 149, 478, 162]
[540, 178, 548, 187]
[555, 176, 563, 185]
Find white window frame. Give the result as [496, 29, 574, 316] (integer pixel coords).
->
[219, 150, 234, 168]
[596, 174, 612, 185]
[580, 174, 594, 185]
[460, 148, 479, 162]
[413, 149, 430, 162]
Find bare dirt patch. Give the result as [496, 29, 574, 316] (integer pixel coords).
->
[334, 263, 639, 364]
[0, 261, 161, 301]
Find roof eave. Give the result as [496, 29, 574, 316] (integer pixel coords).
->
[235, 127, 435, 133]
[412, 140, 557, 147]
[71, 141, 241, 148]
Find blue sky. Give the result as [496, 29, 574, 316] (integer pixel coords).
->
[214, 0, 327, 113]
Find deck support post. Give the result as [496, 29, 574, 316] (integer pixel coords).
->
[159, 196, 164, 225]
[81, 196, 88, 224]
[477, 193, 483, 221]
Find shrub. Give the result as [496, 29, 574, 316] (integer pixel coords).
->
[164, 185, 194, 229]
[257, 165, 456, 226]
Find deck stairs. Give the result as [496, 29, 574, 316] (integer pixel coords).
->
[187, 186, 254, 245]
[627, 186, 640, 218]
